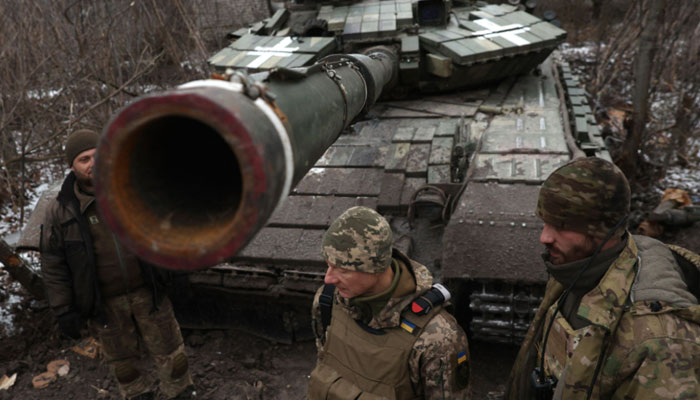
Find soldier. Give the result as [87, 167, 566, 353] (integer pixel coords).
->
[506, 157, 700, 399]
[40, 130, 195, 399]
[308, 206, 471, 400]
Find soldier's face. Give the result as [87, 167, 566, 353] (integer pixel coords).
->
[539, 223, 596, 264]
[324, 262, 384, 299]
[71, 148, 96, 188]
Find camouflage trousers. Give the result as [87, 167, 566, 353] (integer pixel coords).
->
[89, 287, 193, 399]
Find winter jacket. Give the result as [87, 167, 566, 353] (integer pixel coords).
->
[506, 234, 700, 399]
[40, 172, 169, 321]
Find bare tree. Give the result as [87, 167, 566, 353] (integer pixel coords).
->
[580, 0, 699, 187]
[619, 0, 665, 179]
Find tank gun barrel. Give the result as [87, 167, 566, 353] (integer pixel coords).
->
[95, 51, 397, 270]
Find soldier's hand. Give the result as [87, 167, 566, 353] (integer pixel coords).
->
[57, 311, 82, 340]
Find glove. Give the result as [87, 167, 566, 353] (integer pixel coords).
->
[57, 311, 82, 340]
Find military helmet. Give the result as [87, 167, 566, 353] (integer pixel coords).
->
[65, 129, 98, 167]
[536, 157, 630, 240]
[322, 206, 393, 273]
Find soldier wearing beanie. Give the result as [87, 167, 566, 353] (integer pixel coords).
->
[64, 129, 99, 190]
[308, 206, 471, 399]
[506, 157, 700, 400]
[40, 130, 195, 399]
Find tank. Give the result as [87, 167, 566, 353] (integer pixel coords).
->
[20, 0, 611, 344]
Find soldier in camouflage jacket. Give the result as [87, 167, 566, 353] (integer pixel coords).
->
[308, 206, 471, 400]
[506, 157, 700, 400]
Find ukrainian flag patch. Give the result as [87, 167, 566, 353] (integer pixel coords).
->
[400, 319, 416, 334]
[457, 350, 467, 364]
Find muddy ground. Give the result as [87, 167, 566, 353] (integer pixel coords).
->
[0, 284, 516, 399]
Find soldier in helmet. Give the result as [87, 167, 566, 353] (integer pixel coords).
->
[506, 157, 700, 399]
[40, 130, 195, 399]
[308, 206, 471, 399]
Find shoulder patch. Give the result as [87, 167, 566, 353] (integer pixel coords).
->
[400, 319, 416, 334]
[457, 350, 467, 364]
[454, 350, 470, 389]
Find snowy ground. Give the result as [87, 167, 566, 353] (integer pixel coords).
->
[1, 171, 55, 336]
[0, 280, 23, 337]
[661, 164, 700, 200]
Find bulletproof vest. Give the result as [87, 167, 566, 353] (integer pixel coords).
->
[308, 298, 443, 399]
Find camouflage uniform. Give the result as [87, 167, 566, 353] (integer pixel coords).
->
[309, 207, 471, 399]
[507, 235, 700, 399]
[89, 288, 192, 399]
[506, 158, 700, 399]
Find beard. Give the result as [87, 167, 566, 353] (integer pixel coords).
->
[545, 237, 597, 265]
[74, 171, 94, 194]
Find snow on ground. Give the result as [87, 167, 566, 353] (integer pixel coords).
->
[0, 180, 52, 239]
[1, 162, 63, 336]
[649, 92, 680, 125]
[559, 41, 599, 63]
[26, 88, 63, 100]
[0, 279, 24, 337]
[180, 60, 207, 75]
[0, 193, 39, 337]
[0, 156, 65, 239]
[661, 165, 700, 200]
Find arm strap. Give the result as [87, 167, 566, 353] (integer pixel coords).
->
[319, 284, 336, 333]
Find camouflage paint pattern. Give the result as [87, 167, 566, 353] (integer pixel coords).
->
[508, 236, 700, 399]
[410, 312, 471, 399]
[670, 244, 700, 273]
[322, 206, 393, 273]
[90, 287, 193, 399]
[536, 157, 630, 240]
[311, 250, 471, 399]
